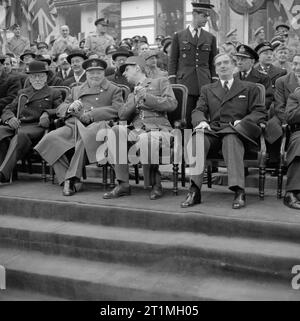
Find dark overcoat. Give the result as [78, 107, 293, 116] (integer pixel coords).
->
[168, 27, 217, 96]
[0, 72, 22, 114]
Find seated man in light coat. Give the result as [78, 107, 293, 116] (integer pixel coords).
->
[103, 56, 177, 200]
[35, 58, 123, 196]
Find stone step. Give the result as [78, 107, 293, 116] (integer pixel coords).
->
[1, 194, 300, 243]
[0, 247, 299, 301]
[0, 215, 299, 280]
[0, 288, 67, 301]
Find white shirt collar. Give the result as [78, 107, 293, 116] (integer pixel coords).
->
[188, 25, 202, 37]
[220, 78, 234, 89]
[74, 70, 85, 82]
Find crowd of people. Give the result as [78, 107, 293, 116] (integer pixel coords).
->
[0, 0, 300, 212]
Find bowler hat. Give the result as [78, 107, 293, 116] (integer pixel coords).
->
[26, 60, 49, 74]
[82, 58, 107, 71]
[119, 56, 147, 74]
[112, 47, 133, 61]
[229, 119, 262, 146]
[20, 49, 36, 61]
[95, 17, 109, 26]
[67, 50, 88, 64]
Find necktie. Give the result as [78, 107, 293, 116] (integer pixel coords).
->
[224, 80, 229, 93]
[194, 28, 199, 42]
[241, 72, 246, 80]
[63, 70, 67, 79]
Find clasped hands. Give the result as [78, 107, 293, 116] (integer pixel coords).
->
[67, 100, 93, 125]
[134, 86, 147, 102]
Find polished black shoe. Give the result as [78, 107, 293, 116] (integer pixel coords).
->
[232, 190, 246, 209]
[283, 192, 300, 210]
[181, 186, 201, 208]
[150, 184, 163, 200]
[0, 172, 10, 184]
[62, 179, 76, 196]
[103, 184, 131, 199]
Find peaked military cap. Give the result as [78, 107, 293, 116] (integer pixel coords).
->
[255, 41, 274, 55]
[254, 26, 264, 37]
[192, 0, 214, 13]
[235, 44, 259, 61]
[105, 44, 118, 55]
[37, 42, 48, 49]
[95, 17, 109, 26]
[82, 58, 107, 71]
[112, 47, 134, 61]
[275, 23, 290, 32]
[119, 56, 147, 75]
[67, 50, 88, 64]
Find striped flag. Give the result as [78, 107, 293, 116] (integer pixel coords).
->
[47, 0, 58, 20]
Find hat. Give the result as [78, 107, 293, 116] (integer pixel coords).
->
[275, 43, 289, 52]
[82, 58, 107, 71]
[235, 44, 259, 61]
[155, 35, 165, 41]
[119, 56, 147, 74]
[139, 36, 148, 44]
[67, 50, 87, 64]
[254, 26, 264, 37]
[275, 23, 290, 32]
[192, 1, 214, 13]
[35, 54, 52, 66]
[161, 36, 172, 47]
[37, 42, 48, 49]
[229, 119, 262, 146]
[112, 47, 133, 61]
[142, 50, 158, 61]
[255, 41, 273, 55]
[105, 44, 118, 55]
[0, 55, 5, 64]
[26, 60, 49, 74]
[132, 35, 141, 42]
[226, 28, 237, 38]
[163, 39, 172, 54]
[95, 17, 109, 26]
[11, 23, 20, 30]
[20, 49, 36, 61]
[119, 41, 132, 51]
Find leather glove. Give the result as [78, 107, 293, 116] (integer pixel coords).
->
[39, 112, 50, 128]
[7, 117, 20, 130]
[79, 112, 93, 125]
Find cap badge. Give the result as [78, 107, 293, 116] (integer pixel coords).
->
[91, 60, 98, 67]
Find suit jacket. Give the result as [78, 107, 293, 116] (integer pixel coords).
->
[0, 72, 22, 114]
[285, 92, 300, 166]
[234, 68, 273, 110]
[1, 85, 62, 124]
[56, 68, 74, 81]
[62, 72, 87, 88]
[168, 27, 217, 96]
[255, 63, 287, 88]
[36, 79, 123, 165]
[119, 77, 177, 131]
[192, 79, 267, 136]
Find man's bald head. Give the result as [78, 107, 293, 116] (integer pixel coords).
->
[60, 25, 70, 38]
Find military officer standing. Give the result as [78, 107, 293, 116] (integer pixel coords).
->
[6, 24, 30, 58]
[51, 25, 79, 57]
[168, 1, 217, 128]
[84, 18, 115, 58]
[35, 58, 123, 196]
[234, 44, 273, 110]
[250, 27, 265, 49]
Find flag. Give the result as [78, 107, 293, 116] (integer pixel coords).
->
[20, 0, 34, 31]
[47, 0, 58, 20]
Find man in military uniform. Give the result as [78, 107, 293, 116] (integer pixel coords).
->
[84, 18, 115, 58]
[106, 47, 134, 90]
[275, 23, 290, 46]
[250, 27, 265, 49]
[103, 56, 177, 200]
[52, 25, 79, 57]
[181, 53, 266, 209]
[254, 42, 287, 88]
[142, 50, 168, 80]
[168, 1, 217, 128]
[225, 28, 240, 47]
[283, 89, 300, 210]
[234, 44, 273, 110]
[0, 61, 62, 183]
[35, 58, 123, 196]
[273, 44, 292, 73]
[6, 24, 30, 58]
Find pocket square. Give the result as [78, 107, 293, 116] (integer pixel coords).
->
[238, 95, 246, 99]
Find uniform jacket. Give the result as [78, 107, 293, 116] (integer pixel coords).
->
[107, 70, 134, 91]
[255, 63, 287, 88]
[146, 67, 168, 80]
[1, 85, 62, 124]
[35, 79, 123, 165]
[192, 79, 267, 136]
[285, 91, 300, 166]
[118, 77, 177, 131]
[6, 36, 30, 57]
[62, 72, 87, 88]
[84, 33, 115, 57]
[0, 72, 22, 114]
[234, 68, 273, 110]
[273, 60, 292, 74]
[168, 27, 217, 96]
[52, 36, 79, 56]
[265, 72, 300, 144]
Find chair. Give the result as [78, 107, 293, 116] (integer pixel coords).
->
[206, 83, 268, 200]
[277, 124, 288, 199]
[69, 82, 83, 89]
[110, 82, 131, 101]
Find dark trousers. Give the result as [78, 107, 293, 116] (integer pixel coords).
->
[188, 133, 245, 191]
[286, 157, 300, 192]
[186, 95, 199, 129]
[0, 124, 45, 180]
